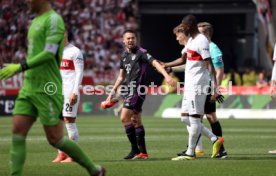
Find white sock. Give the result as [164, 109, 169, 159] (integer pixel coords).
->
[65, 123, 79, 142]
[181, 115, 191, 132]
[201, 125, 217, 143]
[196, 135, 203, 151]
[186, 117, 203, 156]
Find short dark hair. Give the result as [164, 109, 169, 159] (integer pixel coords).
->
[123, 29, 137, 36]
[181, 14, 198, 34]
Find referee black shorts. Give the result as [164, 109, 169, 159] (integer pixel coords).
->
[204, 85, 216, 114]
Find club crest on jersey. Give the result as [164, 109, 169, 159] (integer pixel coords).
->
[125, 64, 131, 74]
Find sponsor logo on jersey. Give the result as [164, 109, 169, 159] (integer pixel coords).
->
[60, 59, 75, 70]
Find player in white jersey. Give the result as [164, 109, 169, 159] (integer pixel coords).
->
[269, 44, 276, 154]
[52, 31, 84, 163]
[164, 15, 224, 160]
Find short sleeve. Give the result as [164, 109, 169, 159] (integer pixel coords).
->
[210, 43, 224, 68]
[141, 52, 154, 64]
[120, 59, 124, 69]
[198, 35, 211, 60]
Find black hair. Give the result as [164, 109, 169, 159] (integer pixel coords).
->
[123, 29, 137, 37]
[181, 14, 198, 34]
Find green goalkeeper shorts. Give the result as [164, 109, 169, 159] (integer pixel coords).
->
[13, 89, 63, 126]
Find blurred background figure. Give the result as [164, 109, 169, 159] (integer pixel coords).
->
[161, 72, 179, 94]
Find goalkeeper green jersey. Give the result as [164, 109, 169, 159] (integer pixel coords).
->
[23, 9, 65, 94]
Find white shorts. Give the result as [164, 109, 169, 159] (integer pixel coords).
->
[181, 91, 207, 115]
[62, 96, 80, 117]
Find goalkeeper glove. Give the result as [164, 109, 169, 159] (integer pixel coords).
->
[0, 60, 29, 80]
[216, 94, 224, 104]
[0, 64, 22, 80]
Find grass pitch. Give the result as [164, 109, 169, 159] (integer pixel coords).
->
[1, 116, 276, 176]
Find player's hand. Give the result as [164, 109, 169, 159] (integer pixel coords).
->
[106, 94, 112, 102]
[216, 94, 224, 104]
[0, 64, 21, 80]
[166, 76, 176, 87]
[157, 60, 165, 67]
[69, 93, 78, 106]
[165, 67, 172, 73]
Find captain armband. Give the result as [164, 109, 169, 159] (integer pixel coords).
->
[44, 43, 59, 55]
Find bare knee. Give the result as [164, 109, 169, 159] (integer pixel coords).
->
[120, 115, 131, 125]
[12, 115, 36, 136]
[64, 117, 76, 123]
[206, 113, 218, 124]
[47, 135, 63, 146]
[43, 121, 64, 146]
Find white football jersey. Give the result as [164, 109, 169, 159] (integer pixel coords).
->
[60, 43, 84, 97]
[182, 34, 210, 89]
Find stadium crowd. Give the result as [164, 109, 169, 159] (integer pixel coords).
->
[0, 0, 273, 86]
[0, 0, 138, 73]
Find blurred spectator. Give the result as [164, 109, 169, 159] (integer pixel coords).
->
[221, 69, 242, 86]
[161, 72, 179, 94]
[256, 70, 269, 88]
[0, 0, 139, 85]
[242, 67, 257, 86]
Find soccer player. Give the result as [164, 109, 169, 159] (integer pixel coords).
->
[194, 22, 228, 158]
[52, 31, 84, 163]
[269, 44, 276, 154]
[105, 29, 176, 160]
[164, 15, 224, 160]
[0, 0, 104, 175]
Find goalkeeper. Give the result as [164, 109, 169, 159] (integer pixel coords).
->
[0, 0, 104, 175]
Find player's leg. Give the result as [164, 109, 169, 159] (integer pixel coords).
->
[10, 115, 36, 176]
[173, 93, 204, 160]
[176, 93, 191, 156]
[53, 97, 80, 162]
[10, 92, 38, 176]
[129, 94, 148, 159]
[206, 112, 227, 158]
[37, 94, 105, 175]
[186, 94, 207, 157]
[44, 121, 103, 175]
[131, 113, 149, 159]
[58, 117, 78, 163]
[60, 97, 80, 162]
[120, 107, 140, 159]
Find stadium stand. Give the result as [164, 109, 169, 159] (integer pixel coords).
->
[0, 0, 138, 82]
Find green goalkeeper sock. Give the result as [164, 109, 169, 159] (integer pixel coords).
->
[10, 134, 26, 176]
[54, 137, 99, 175]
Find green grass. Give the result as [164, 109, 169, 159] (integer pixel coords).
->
[1, 116, 276, 176]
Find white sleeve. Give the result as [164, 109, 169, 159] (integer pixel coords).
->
[273, 44, 276, 61]
[199, 36, 211, 60]
[272, 62, 276, 81]
[72, 49, 84, 95]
